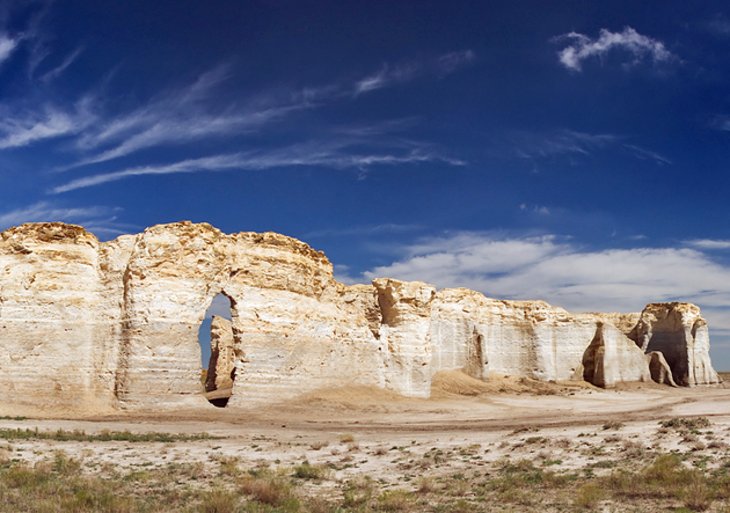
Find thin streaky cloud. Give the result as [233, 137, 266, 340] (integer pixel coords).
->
[684, 239, 730, 250]
[354, 50, 475, 95]
[74, 66, 232, 151]
[52, 143, 464, 194]
[60, 52, 472, 169]
[69, 104, 303, 169]
[507, 130, 671, 166]
[0, 103, 95, 149]
[623, 144, 672, 165]
[511, 129, 617, 159]
[354, 62, 420, 95]
[554, 27, 673, 72]
[436, 49, 476, 73]
[40, 46, 83, 83]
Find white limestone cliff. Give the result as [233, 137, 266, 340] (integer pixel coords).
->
[631, 303, 720, 386]
[582, 322, 651, 388]
[0, 221, 721, 415]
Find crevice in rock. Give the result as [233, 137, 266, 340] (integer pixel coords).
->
[464, 329, 485, 380]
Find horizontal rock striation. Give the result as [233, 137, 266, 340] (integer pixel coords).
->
[0, 221, 721, 415]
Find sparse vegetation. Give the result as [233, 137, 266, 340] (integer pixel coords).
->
[1, 403, 729, 513]
[292, 461, 329, 480]
[602, 421, 624, 430]
[0, 444, 729, 512]
[659, 417, 711, 431]
[0, 428, 219, 443]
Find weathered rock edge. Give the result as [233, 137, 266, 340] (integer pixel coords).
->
[0, 221, 720, 414]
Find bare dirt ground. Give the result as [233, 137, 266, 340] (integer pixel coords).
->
[2, 372, 730, 512]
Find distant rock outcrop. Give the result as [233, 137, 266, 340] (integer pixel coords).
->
[0, 221, 721, 415]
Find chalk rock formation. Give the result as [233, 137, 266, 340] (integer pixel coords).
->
[205, 316, 236, 393]
[631, 303, 720, 386]
[582, 322, 651, 388]
[0, 221, 721, 415]
[646, 351, 678, 387]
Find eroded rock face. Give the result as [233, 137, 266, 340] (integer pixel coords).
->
[646, 351, 678, 387]
[582, 323, 651, 388]
[0, 221, 721, 415]
[205, 316, 236, 393]
[631, 303, 720, 386]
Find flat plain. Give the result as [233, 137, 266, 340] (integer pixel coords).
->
[1, 372, 730, 513]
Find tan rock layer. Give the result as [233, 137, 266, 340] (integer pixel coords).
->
[0, 221, 721, 415]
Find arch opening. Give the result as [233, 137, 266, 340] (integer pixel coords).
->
[198, 293, 236, 407]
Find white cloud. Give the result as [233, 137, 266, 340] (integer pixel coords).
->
[684, 239, 730, 250]
[63, 52, 474, 168]
[362, 232, 730, 338]
[0, 109, 84, 149]
[0, 34, 18, 65]
[436, 50, 476, 74]
[354, 50, 475, 95]
[0, 98, 95, 149]
[39, 46, 83, 83]
[68, 66, 294, 167]
[355, 63, 420, 95]
[506, 130, 671, 167]
[555, 27, 673, 72]
[52, 141, 464, 193]
[519, 203, 551, 216]
[512, 129, 616, 159]
[622, 144, 672, 165]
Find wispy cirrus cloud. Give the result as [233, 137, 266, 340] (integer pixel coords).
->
[60, 51, 474, 169]
[554, 27, 674, 72]
[39, 46, 83, 83]
[67, 66, 266, 167]
[0, 99, 95, 149]
[622, 143, 672, 165]
[505, 129, 671, 166]
[52, 139, 464, 193]
[511, 129, 617, 159]
[354, 50, 475, 95]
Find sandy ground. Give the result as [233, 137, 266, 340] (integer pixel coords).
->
[2, 372, 730, 497]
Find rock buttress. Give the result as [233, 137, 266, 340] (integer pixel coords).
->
[631, 303, 720, 386]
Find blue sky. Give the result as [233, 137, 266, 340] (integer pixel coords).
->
[1, 1, 730, 368]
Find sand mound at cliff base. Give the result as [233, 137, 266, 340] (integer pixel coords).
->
[430, 370, 595, 398]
